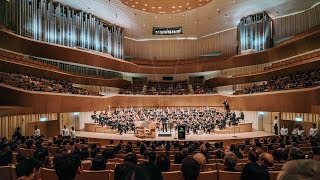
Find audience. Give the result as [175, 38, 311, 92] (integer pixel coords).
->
[16, 159, 41, 180]
[54, 154, 82, 180]
[241, 69, 320, 94]
[223, 152, 238, 171]
[90, 155, 106, 170]
[277, 160, 320, 180]
[181, 157, 200, 180]
[0, 72, 90, 95]
[155, 153, 171, 172]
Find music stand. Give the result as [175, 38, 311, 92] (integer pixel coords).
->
[232, 124, 237, 138]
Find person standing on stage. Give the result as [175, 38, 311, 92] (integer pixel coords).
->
[61, 125, 70, 138]
[223, 100, 230, 116]
[70, 126, 76, 139]
[273, 116, 279, 135]
[33, 126, 40, 138]
[161, 115, 168, 132]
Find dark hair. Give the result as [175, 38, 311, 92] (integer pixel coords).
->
[288, 147, 305, 160]
[155, 153, 171, 172]
[54, 154, 81, 180]
[149, 151, 156, 164]
[272, 149, 283, 163]
[124, 153, 137, 165]
[90, 155, 106, 170]
[181, 157, 200, 180]
[174, 152, 184, 164]
[248, 150, 259, 163]
[16, 159, 41, 178]
[224, 152, 237, 169]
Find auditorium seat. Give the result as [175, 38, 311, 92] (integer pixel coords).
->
[237, 159, 248, 163]
[109, 170, 114, 180]
[108, 158, 118, 163]
[79, 170, 109, 180]
[198, 170, 218, 180]
[106, 162, 115, 170]
[41, 168, 59, 180]
[205, 163, 217, 171]
[208, 159, 223, 164]
[18, 148, 34, 158]
[162, 171, 181, 180]
[169, 164, 181, 171]
[273, 163, 284, 171]
[82, 161, 92, 170]
[0, 166, 13, 180]
[218, 170, 241, 180]
[217, 163, 243, 171]
[10, 166, 17, 180]
[269, 171, 281, 180]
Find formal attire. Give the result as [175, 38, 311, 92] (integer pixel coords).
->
[70, 129, 76, 139]
[273, 118, 279, 135]
[280, 127, 288, 136]
[61, 128, 70, 137]
[241, 162, 270, 180]
[33, 128, 41, 137]
[298, 129, 305, 137]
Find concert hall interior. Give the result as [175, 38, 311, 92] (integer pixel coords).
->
[0, 0, 320, 180]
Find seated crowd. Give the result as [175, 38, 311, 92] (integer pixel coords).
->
[241, 69, 320, 94]
[0, 72, 90, 95]
[0, 129, 319, 180]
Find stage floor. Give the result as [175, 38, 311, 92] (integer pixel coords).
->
[76, 130, 274, 141]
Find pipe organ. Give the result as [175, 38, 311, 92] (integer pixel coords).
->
[0, 0, 124, 59]
[237, 12, 273, 53]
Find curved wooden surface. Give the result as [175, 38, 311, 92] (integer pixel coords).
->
[0, 59, 131, 88]
[206, 54, 320, 87]
[0, 29, 319, 74]
[0, 84, 319, 116]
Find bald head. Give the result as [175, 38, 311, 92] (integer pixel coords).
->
[260, 152, 274, 167]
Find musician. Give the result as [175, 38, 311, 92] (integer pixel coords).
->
[223, 100, 230, 115]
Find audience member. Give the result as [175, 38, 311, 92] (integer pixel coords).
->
[90, 155, 106, 170]
[277, 160, 320, 180]
[181, 157, 200, 180]
[54, 154, 82, 180]
[155, 153, 170, 172]
[16, 159, 41, 180]
[223, 152, 238, 171]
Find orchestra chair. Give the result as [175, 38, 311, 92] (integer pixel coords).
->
[0, 166, 12, 180]
[218, 170, 241, 180]
[162, 171, 181, 180]
[199, 170, 218, 180]
[79, 170, 109, 180]
[169, 164, 181, 171]
[41, 168, 59, 180]
[269, 171, 282, 180]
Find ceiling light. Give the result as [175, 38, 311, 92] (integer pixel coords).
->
[155, 16, 157, 18]
[151, 7, 156, 9]
[158, 7, 162, 9]
[135, 1, 138, 4]
[142, 8, 146, 10]
[177, 9, 181, 12]
[172, 11, 175, 13]
[172, 6, 176, 8]
[194, 21, 197, 23]
[131, 5, 135, 7]
[144, 4, 148, 6]
[186, 3, 190, 5]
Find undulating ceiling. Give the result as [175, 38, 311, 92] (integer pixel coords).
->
[54, 0, 320, 39]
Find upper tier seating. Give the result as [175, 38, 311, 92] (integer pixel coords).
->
[240, 69, 320, 94]
[0, 72, 90, 95]
[146, 81, 190, 95]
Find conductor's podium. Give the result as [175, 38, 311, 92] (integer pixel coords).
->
[215, 123, 252, 134]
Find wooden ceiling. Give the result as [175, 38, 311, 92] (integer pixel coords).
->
[54, 0, 319, 39]
[120, 0, 212, 14]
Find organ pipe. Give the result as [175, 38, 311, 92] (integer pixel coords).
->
[0, 0, 124, 59]
[237, 12, 273, 53]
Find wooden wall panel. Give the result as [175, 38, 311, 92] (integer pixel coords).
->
[0, 84, 319, 116]
[124, 29, 238, 60]
[1, 28, 319, 74]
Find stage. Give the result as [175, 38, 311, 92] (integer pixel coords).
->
[76, 130, 274, 142]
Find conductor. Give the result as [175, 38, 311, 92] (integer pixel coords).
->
[223, 100, 230, 115]
[161, 115, 168, 132]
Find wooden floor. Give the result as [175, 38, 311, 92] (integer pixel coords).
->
[76, 130, 274, 141]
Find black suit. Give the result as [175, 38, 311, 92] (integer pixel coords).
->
[161, 117, 168, 132]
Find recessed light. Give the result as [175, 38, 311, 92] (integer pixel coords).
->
[172, 6, 176, 8]
[135, 1, 138, 4]
[186, 3, 190, 5]
[151, 7, 156, 9]
[144, 4, 148, 6]
[158, 7, 162, 9]
[131, 5, 135, 7]
[179, 6, 182, 8]
[155, 16, 157, 18]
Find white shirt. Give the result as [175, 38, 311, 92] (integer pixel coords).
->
[292, 128, 298, 135]
[61, 128, 70, 136]
[280, 127, 288, 136]
[33, 129, 40, 137]
[309, 128, 318, 138]
[273, 119, 279, 126]
[298, 129, 305, 136]
[70, 129, 76, 139]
